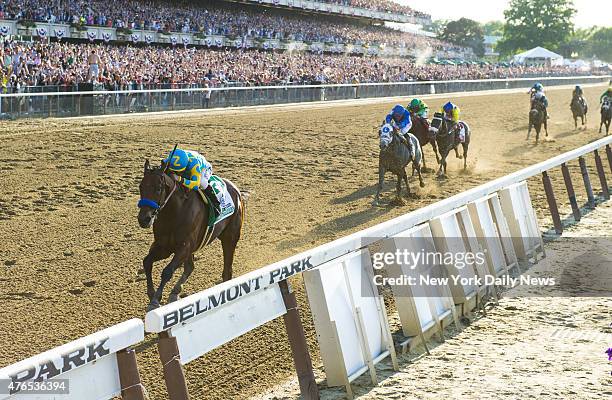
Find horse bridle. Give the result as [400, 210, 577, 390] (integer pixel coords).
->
[137, 172, 178, 221]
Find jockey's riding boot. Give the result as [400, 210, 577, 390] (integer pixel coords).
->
[204, 186, 221, 215]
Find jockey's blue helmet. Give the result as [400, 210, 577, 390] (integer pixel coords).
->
[392, 104, 404, 118]
[443, 101, 454, 112]
[575, 85, 581, 90]
[534, 82, 543, 91]
[164, 148, 189, 173]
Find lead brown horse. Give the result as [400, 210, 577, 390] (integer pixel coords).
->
[137, 160, 247, 311]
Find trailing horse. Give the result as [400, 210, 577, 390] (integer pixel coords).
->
[527, 102, 548, 144]
[374, 123, 424, 206]
[431, 112, 470, 177]
[137, 160, 247, 311]
[600, 98, 611, 135]
[570, 94, 587, 129]
[409, 113, 439, 171]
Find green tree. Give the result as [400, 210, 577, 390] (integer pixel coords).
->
[483, 21, 504, 37]
[429, 19, 449, 37]
[587, 27, 612, 62]
[496, 0, 576, 56]
[439, 18, 485, 57]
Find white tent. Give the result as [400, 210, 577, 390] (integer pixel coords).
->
[513, 47, 564, 66]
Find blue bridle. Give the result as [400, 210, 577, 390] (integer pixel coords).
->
[137, 179, 178, 220]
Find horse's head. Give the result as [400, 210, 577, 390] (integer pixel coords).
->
[378, 123, 395, 151]
[137, 159, 176, 229]
[431, 112, 450, 137]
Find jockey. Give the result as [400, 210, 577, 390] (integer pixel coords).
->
[408, 98, 429, 118]
[440, 101, 460, 123]
[385, 104, 415, 158]
[163, 148, 221, 213]
[571, 85, 586, 109]
[529, 82, 549, 117]
[439, 101, 466, 142]
[408, 98, 430, 129]
[600, 86, 612, 103]
[529, 82, 544, 96]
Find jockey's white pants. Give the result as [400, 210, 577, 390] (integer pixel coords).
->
[199, 166, 213, 191]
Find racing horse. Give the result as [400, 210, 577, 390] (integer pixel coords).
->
[600, 98, 611, 135]
[409, 113, 440, 171]
[374, 123, 424, 206]
[527, 102, 548, 144]
[570, 93, 588, 129]
[137, 160, 247, 311]
[431, 112, 470, 176]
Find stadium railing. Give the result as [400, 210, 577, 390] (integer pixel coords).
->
[0, 75, 609, 119]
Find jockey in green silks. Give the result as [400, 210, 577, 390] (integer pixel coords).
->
[600, 86, 612, 104]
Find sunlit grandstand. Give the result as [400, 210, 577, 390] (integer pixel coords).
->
[0, 0, 600, 92]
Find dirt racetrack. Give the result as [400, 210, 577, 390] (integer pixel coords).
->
[0, 83, 609, 399]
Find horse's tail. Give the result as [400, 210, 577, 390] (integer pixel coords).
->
[238, 190, 251, 238]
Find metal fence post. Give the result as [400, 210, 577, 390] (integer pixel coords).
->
[594, 149, 610, 200]
[542, 171, 563, 234]
[578, 156, 596, 206]
[278, 280, 320, 400]
[560, 163, 581, 222]
[158, 331, 190, 400]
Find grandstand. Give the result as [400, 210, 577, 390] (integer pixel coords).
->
[0, 0, 591, 92]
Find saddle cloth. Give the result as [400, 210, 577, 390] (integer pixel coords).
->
[197, 175, 236, 228]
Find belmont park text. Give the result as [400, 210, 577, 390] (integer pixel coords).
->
[373, 274, 557, 288]
[161, 256, 314, 330]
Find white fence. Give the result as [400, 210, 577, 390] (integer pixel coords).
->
[0, 319, 145, 400]
[0, 75, 609, 119]
[2, 136, 612, 399]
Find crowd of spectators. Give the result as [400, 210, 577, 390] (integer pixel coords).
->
[0, 40, 588, 92]
[323, 0, 429, 18]
[0, 0, 437, 49]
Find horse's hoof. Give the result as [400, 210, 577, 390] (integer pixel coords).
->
[168, 294, 179, 303]
[146, 301, 160, 312]
[391, 198, 405, 206]
[419, 181, 425, 188]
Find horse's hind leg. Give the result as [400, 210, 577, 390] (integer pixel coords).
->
[168, 254, 195, 303]
[431, 141, 440, 164]
[402, 170, 412, 198]
[462, 143, 468, 170]
[527, 124, 531, 141]
[544, 117, 548, 136]
[220, 219, 243, 282]
[419, 151, 426, 173]
[395, 174, 403, 201]
[415, 165, 425, 188]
